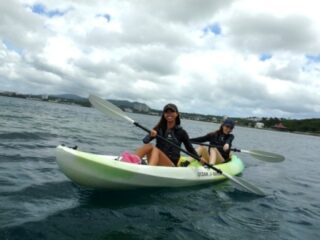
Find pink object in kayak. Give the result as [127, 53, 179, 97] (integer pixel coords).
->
[120, 151, 142, 164]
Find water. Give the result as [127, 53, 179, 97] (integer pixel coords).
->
[0, 96, 319, 240]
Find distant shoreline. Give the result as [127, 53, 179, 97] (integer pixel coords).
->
[180, 114, 320, 137]
[238, 124, 320, 137]
[1, 93, 319, 137]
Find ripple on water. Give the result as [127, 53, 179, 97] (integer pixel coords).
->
[0, 131, 58, 141]
[0, 156, 68, 194]
[0, 181, 79, 228]
[218, 202, 281, 233]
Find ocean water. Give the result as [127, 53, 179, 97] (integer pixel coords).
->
[0, 96, 319, 240]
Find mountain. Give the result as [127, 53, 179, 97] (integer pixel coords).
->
[53, 94, 85, 100]
[108, 99, 150, 113]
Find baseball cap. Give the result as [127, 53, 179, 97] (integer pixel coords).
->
[163, 103, 178, 112]
[222, 118, 235, 128]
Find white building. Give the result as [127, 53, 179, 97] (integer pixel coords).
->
[255, 122, 264, 128]
[42, 95, 48, 100]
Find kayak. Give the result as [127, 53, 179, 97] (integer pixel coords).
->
[56, 145, 245, 189]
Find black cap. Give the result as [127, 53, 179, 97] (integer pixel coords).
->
[222, 118, 235, 128]
[163, 103, 178, 112]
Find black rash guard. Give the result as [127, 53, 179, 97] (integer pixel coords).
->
[143, 125, 198, 166]
[190, 131, 234, 160]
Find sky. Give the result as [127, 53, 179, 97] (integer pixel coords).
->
[0, 0, 320, 119]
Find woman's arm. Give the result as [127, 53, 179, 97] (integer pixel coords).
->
[142, 129, 158, 143]
[143, 134, 154, 144]
[225, 134, 234, 145]
[223, 134, 234, 151]
[189, 133, 211, 143]
[182, 130, 199, 157]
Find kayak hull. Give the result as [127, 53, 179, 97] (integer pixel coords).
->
[56, 145, 245, 189]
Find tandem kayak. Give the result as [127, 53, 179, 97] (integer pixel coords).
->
[56, 145, 245, 189]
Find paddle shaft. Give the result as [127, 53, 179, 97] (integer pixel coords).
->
[134, 122, 222, 174]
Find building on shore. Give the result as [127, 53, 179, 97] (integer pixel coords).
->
[272, 123, 288, 131]
[255, 122, 264, 128]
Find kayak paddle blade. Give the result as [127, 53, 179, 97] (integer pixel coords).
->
[242, 150, 285, 162]
[89, 95, 135, 124]
[223, 172, 265, 196]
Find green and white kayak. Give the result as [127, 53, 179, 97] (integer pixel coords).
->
[56, 145, 245, 189]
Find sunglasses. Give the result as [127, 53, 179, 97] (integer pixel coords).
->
[223, 125, 233, 130]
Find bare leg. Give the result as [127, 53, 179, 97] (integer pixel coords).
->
[209, 148, 225, 165]
[148, 147, 174, 167]
[135, 144, 174, 166]
[148, 146, 159, 165]
[135, 143, 153, 161]
[157, 149, 175, 166]
[196, 146, 210, 164]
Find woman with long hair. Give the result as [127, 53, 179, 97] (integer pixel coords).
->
[135, 103, 198, 166]
[189, 118, 235, 165]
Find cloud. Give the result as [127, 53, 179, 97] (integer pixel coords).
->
[123, 45, 178, 76]
[226, 13, 318, 53]
[0, 1, 45, 51]
[134, 0, 234, 24]
[0, 0, 319, 119]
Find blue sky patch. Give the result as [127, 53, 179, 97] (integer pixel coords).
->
[3, 39, 23, 54]
[31, 3, 64, 17]
[259, 53, 272, 61]
[96, 13, 111, 22]
[203, 23, 221, 35]
[306, 54, 320, 63]
[103, 14, 111, 22]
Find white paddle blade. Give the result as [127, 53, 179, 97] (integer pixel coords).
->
[241, 150, 285, 162]
[223, 172, 265, 196]
[89, 95, 135, 124]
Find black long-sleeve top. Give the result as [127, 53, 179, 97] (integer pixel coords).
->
[190, 131, 234, 160]
[143, 125, 198, 166]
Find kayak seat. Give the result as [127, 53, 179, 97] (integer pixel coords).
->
[177, 157, 202, 167]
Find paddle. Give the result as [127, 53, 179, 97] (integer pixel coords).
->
[191, 142, 285, 162]
[88, 95, 265, 196]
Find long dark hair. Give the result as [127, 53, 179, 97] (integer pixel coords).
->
[207, 123, 228, 137]
[153, 111, 181, 131]
[209, 126, 222, 136]
[213, 123, 233, 136]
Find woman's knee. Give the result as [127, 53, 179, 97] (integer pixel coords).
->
[136, 143, 154, 156]
[197, 145, 206, 154]
[151, 146, 160, 154]
[209, 147, 218, 154]
[198, 145, 206, 151]
[143, 143, 154, 151]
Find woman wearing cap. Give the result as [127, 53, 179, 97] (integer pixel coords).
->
[189, 119, 235, 165]
[134, 103, 198, 166]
